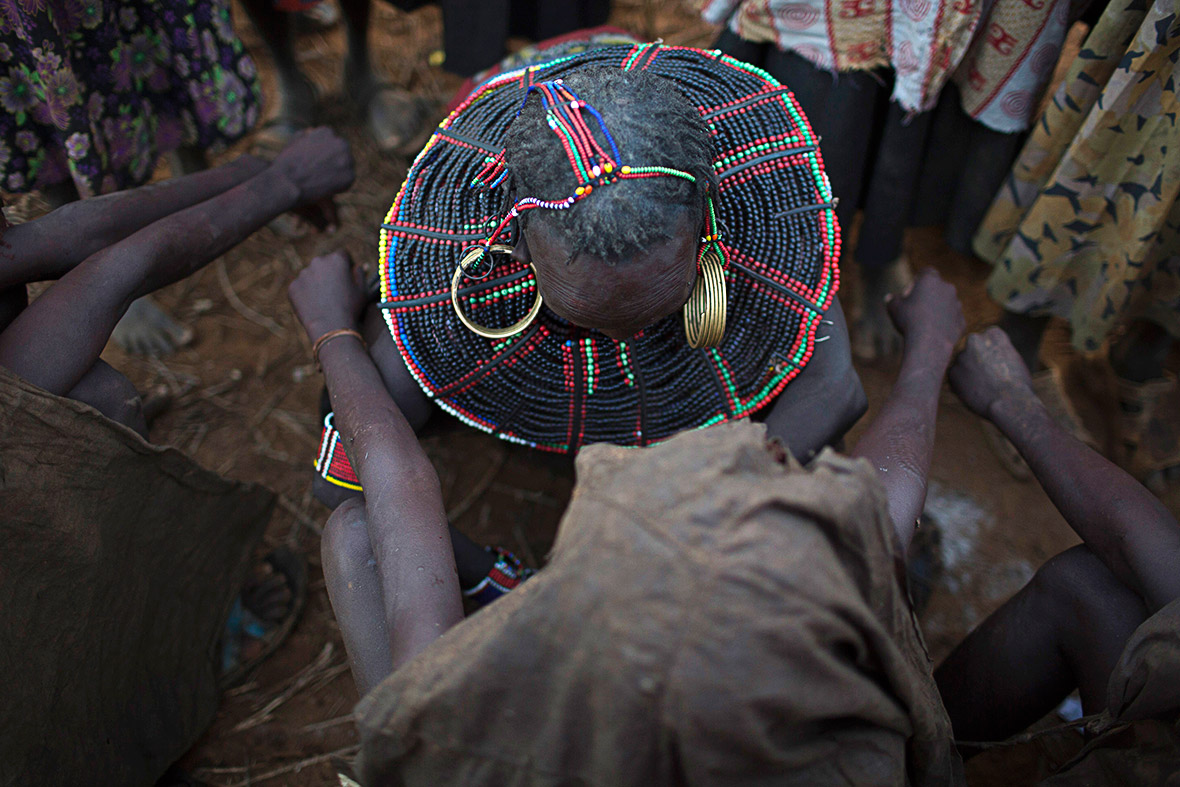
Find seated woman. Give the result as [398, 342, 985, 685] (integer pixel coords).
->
[314, 43, 865, 508]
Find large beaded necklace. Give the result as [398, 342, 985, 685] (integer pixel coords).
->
[377, 42, 840, 453]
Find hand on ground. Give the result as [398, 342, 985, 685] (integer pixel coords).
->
[949, 327, 1036, 419]
[288, 249, 368, 341]
[885, 267, 965, 353]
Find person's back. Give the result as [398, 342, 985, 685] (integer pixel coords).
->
[352, 421, 962, 785]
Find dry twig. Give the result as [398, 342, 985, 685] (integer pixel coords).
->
[233, 642, 337, 732]
[277, 493, 322, 536]
[302, 714, 355, 733]
[195, 743, 361, 787]
[216, 259, 286, 337]
[445, 449, 507, 522]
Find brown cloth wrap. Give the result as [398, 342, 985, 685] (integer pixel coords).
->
[0, 365, 272, 786]
[355, 420, 964, 785]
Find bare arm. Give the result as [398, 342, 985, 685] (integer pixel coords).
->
[951, 327, 1180, 611]
[851, 269, 964, 551]
[0, 129, 354, 396]
[291, 251, 463, 668]
[0, 155, 268, 286]
[764, 298, 868, 461]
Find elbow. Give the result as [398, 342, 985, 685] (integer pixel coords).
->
[826, 365, 869, 445]
[842, 373, 869, 434]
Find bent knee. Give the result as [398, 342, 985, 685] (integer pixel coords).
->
[322, 496, 373, 578]
[1029, 545, 1144, 625]
[68, 362, 146, 435]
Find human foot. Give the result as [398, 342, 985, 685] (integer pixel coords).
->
[112, 297, 194, 356]
[852, 255, 913, 361]
[350, 75, 431, 155]
[219, 547, 307, 689]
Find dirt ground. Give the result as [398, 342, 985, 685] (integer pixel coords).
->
[12, 1, 1178, 784]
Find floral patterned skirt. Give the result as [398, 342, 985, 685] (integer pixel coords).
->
[0, 0, 261, 196]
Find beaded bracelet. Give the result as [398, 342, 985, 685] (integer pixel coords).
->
[312, 328, 365, 369]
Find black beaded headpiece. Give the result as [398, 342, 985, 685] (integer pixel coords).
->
[378, 43, 840, 453]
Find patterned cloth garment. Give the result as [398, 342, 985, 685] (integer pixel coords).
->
[0, 0, 261, 196]
[693, 0, 1075, 132]
[976, 0, 1180, 351]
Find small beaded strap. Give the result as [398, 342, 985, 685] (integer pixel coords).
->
[312, 328, 365, 369]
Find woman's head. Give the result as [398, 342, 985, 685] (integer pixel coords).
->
[503, 68, 715, 340]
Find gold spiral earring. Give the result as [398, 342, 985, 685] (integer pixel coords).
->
[451, 244, 544, 339]
[683, 249, 727, 349]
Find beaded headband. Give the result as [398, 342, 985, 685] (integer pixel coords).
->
[462, 78, 726, 278]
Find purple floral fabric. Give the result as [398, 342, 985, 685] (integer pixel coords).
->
[0, 0, 260, 196]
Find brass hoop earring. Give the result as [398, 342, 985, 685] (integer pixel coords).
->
[451, 244, 544, 339]
[683, 249, 727, 349]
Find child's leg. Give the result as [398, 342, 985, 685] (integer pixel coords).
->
[1, 282, 150, 435]
[66, 360, 149, 438]
[935, 545, 1148, 743]
[316, 477, 496, 590]
[322, 497, 394, 696]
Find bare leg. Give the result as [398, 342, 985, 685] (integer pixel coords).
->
[66, 360, 149, 438]
[337, 0, 425, 152]
[941, 329, 1180, 744]
[238, 0, 317, 135]
[936, 545, 1148, 743]
[322, 497, 394, 695]
[997, 310, 1049, 373]
[1, 283, 152, 436]
[315, 469, 495, 587]
[763, 298, 867, 462]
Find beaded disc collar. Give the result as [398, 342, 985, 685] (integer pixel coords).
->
[378, 43, 840, 453]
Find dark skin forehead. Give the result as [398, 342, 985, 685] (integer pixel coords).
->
[513, 210, 698, 341]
